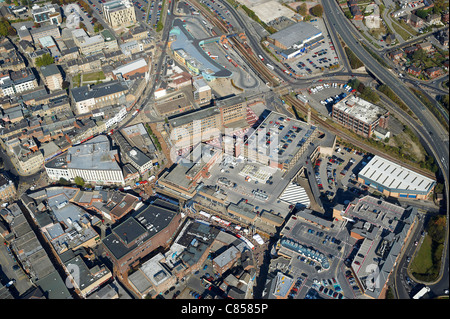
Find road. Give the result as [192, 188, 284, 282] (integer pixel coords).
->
[322, 0, 449, 299]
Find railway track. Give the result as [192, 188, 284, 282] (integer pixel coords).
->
[283, 95, 436, 180]
[189, 0, 279, 87]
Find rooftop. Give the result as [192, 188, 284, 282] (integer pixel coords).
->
[358, 155, 435, 194]
[65, 135, 122, 172]
[71, 80, 128, 102]
[268, 22, 322, 49]
[333, 95, 388, 125]
[170, 19, 232, 78]
[245, 111, 318, 166]
[113, 58, 147, 77]
[102, 199, 179, 260]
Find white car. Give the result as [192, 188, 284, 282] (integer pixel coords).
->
[5, 279, 15, 288]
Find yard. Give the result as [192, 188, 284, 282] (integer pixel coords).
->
[81, 71, 106, 83]
[410, 215, 446, 282]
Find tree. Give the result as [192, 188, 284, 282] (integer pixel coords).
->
[432, 0, 446, 14]
[439, 94, 449, 110]
[415, 9, 429, 19]
[412, 48, 426, 62]
[361, 87, 380, 104]
[310, 4, 323, 17]
[0, 18, 14, 37]
[297, 3, 308, 16]
[93, 22, 104, 33]
[36, 53, 54, 67]
[59, 178, 71, 185]
[344, 10, 353, 19]
[74, 176, 85, 187]
[62, 80, 70, 90]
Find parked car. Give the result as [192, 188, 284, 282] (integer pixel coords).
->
[5, 279, 15, 288]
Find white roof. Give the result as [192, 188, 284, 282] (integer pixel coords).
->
[358, 155, 435, 194]
[333, 95, 387, 125]
[113, 58, 147, 76]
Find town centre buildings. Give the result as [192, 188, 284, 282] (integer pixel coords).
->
[45, 135, 125, 185]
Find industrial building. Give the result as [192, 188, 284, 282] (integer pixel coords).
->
[357, 155, 435, 200]
[267, 22, 323, 58]
[332, 95, 389, 138]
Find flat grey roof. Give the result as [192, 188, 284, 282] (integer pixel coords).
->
[65, 135, 122, 172]
[71, 80, 128, 103]
[103, 199, 178, 260]
[268, 22, 322, 49]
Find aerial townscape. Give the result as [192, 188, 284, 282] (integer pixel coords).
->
[0, 0, 448, 304]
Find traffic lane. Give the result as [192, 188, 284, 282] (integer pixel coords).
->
[216, 0, 288, 81]
[323, 1, 449, 169]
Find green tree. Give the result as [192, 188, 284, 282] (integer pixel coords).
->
[412, 48, 426, 62]
[432, 0, 446, 14]
[36, 53, 54, 67]
[59, 178, 71, 186]
[415, 9, 429, 19]
[439, 94, 449, 110]
[344, 10, 353, 19]
[345, 47, 364, 69]
[310, 4, 323, 18]
[93, 22, 104, 33]
[361, 87, 380, 104]
[297, 3, 308, 16]
[74, 176, 85, 187]
[0, 18, 15, 37]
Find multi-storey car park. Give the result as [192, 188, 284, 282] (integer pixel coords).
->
[243, 111, 319, 171]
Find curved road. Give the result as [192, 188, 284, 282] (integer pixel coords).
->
[322, 0, 449, 298]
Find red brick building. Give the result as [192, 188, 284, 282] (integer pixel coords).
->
[112, 58, 149, 80]
[102, 199, 181, 275]
[407, 66, 421, 77]
[425, 67, 444, 79]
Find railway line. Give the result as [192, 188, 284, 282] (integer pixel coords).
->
[283, 95, 436, 180]
[189, 0, 279, 87]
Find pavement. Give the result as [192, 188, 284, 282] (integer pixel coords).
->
[322, 1, 449, 298]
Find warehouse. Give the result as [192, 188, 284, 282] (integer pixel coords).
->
[267, 22, 323, 51]
[357, 155, 436, 200]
